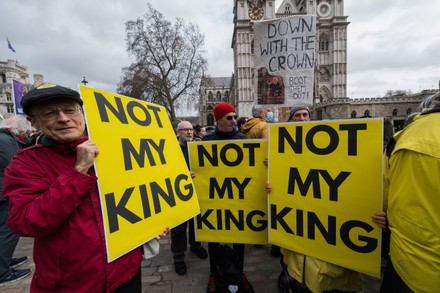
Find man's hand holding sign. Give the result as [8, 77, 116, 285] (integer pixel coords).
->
[80, 86, 200, 261]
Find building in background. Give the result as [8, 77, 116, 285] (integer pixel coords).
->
[231, 0, 348, 119]
[0, 59, 44, 119]
[198, 76, 233, 126]
[197, 0, 439, 129]
[313, 90, 438, 130]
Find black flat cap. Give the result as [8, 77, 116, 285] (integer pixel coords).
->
[21, 84, 82, 115]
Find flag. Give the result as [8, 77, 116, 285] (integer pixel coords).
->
[13, 80, 24, 114]
[7, 37, 16, 53]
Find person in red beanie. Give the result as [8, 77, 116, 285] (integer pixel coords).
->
[202, 102, 254, 293]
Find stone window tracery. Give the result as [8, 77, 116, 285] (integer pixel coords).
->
[319, 67, 331, 82]
[224, 90, 230, 101]
[207, 114, 215, 126]
[319, 33, 329, 51]
[319, 86, 331, 101]
[296, 0, 306, 12]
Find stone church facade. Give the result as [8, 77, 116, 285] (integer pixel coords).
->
[313, 90, 438, 130]
[231, 0, 349, 119]
[198, 76, 233, 126]
[198, 0, 439, 128]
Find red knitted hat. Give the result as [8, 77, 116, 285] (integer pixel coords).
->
[214, 102, 236, 121]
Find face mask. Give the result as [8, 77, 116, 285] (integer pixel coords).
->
[266, 112, 274, 122]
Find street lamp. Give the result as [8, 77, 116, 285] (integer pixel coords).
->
[81, 77, 89, 86]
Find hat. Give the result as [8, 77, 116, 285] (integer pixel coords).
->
[21, 84, 82, 115]
[214, 102, 236, 121]
[288, 105, 311, 121]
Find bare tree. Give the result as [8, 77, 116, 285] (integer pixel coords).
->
[118, 4, 207, 125]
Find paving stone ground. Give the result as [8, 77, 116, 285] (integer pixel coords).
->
[2, 237, 382, 293]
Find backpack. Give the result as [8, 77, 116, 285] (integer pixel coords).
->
[215, 244, 244, 293]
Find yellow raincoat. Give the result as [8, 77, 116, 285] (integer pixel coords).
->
[282, 248, 361, 292]
[384, 112, 440, 293]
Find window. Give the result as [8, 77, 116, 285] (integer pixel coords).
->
[284, 4, 291, 14]
[216, 91, 222, 101]
[316, 109, 322, 120]
[207, 114, 215, 126]
[7, 104, 14, 113]
[224, 91, 230, 102]
[6, 93, 12, 101]
[208, 91, 213, 101]
[351, 110, 357, 118]
[364, 110, 370, 117]
[392, 108, 398, 116]
[319, 33, 329, 51]
[406, 108, 412, 115]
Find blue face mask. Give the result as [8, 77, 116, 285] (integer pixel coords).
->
[266, 112, 274, 122]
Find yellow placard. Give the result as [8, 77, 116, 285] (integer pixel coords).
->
[80, 86, 200, 262]
[269, 119, 383, 277]
[189, 139, 268, 244]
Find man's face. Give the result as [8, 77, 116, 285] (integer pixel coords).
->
[177, 122, 193, 145]
[27, 99, 86, 144]
[217, 112, 237, 132]
[289, 109, 310, 122]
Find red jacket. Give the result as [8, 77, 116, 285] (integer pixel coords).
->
[3, 137, 142, 292]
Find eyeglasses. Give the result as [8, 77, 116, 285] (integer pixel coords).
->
[178, 128, 193, 132]
[36, 106, 82, 121]
[225, 115, 237, 121]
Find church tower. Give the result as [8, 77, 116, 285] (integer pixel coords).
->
[232, 0, 349, 119]
[232, 0, 276, 118]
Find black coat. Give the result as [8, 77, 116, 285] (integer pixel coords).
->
[0, 129, 27, 199]
[202, 126, 246, 141]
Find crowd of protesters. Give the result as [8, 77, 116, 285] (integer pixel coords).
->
[1, 84, 438, 293]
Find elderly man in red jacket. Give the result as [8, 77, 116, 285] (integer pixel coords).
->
[3, 84, 167, 292]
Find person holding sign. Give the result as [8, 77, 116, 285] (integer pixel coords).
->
[287, 105, 311, 122]
[2, 85, 168, 293]
[202, 102, 255, 293]
[274, 105, 363, 293]
[380, 92, 440, 293]
[171, 121, 208, 276]
[242, 106, 282, 257]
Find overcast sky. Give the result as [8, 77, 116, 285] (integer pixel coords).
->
[2, 0, 439, 106]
